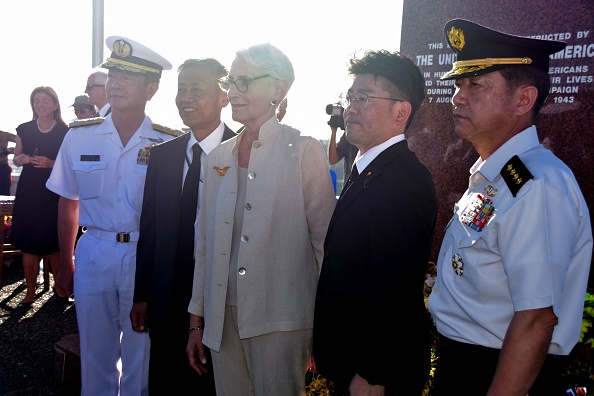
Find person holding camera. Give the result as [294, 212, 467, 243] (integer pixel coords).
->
[326, 103, 358, 183]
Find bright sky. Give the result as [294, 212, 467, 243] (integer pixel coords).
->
[0, 0, 403, 141]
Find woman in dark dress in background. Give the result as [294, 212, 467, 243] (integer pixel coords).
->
[11, 86, 68, 308]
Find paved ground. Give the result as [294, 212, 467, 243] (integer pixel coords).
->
[0, 257, 79, 396]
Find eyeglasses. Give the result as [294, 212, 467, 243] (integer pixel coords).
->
[85, 84, 104, 91]
[339, 92, 404, 109]
[217, 74, 270, 93]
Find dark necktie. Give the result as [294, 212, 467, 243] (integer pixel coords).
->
[179, 143, 202, 260]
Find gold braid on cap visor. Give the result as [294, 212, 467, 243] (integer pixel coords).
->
[104, 57, 161, 74]
[445, 57, 533, 77]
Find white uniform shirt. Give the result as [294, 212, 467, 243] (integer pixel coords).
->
[428, 126, 592, 355]
[98, 103, 111, 117]
[46, 115, 176, 233]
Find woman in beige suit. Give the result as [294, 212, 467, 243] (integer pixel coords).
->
[187, 43, 336, 395]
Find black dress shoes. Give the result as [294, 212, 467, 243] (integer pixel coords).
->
[52, 287, 74, 304]
[16, 301, 33, 309]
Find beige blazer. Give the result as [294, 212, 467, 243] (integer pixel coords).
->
[188, 117, 336, 352]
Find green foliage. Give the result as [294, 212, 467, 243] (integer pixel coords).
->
[562, 290, 594, 393]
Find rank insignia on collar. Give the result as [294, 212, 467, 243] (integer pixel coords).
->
[214, 166, 230, 176]
[452, 253, 464, 276]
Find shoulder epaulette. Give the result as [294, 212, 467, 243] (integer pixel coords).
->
[69, 117, 104, 128]
[500, 155, 533, 197]
[152, 123, 185, 137]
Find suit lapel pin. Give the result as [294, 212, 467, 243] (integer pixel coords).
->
[214, 166, 230, 176]
[364, 171, 373, 188]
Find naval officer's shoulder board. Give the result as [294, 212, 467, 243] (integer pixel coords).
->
[500, 155, 534, 197]
[152, 123, 185, 137]
[69, 117, 105, 128]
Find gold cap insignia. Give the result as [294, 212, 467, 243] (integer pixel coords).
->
[113, 39, 132, 58]
[448, 26, 465, 51]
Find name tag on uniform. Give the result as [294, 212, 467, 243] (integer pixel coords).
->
[81, 155, 100, 161]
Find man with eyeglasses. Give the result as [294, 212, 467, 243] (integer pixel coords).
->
[313, 49, 437, 396]
[85, 70, 111, 116]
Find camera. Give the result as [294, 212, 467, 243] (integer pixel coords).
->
[325, 103, 344, 130]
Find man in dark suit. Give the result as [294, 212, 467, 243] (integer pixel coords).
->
[313, 50, 437, 396]
[130, 58, 235, 395]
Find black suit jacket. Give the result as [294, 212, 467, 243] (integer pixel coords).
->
[134, 125, 236, 329]
[313, 140, 437, 394]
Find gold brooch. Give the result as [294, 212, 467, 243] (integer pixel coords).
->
[214, 166, 230, 176]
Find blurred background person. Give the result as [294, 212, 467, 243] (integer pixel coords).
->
[327, 106, 358, 184]
[0, 130, 16, 195]
[186, 43, 336, 395]
[85, 70, 110, 116]
[70, 94, 98, 120]
[68, 94, 98, 247]
[10, 86, 69, 308]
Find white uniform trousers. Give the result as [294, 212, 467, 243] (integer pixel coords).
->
[74, 231, 150, 396]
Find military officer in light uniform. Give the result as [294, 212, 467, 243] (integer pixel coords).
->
[427, 19, 593, 395]
[47, 36, 181, 396]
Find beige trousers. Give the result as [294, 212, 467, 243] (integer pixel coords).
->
[211, 305, 312, 396]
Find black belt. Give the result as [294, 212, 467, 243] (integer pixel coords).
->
[84, 228, 139, 243]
